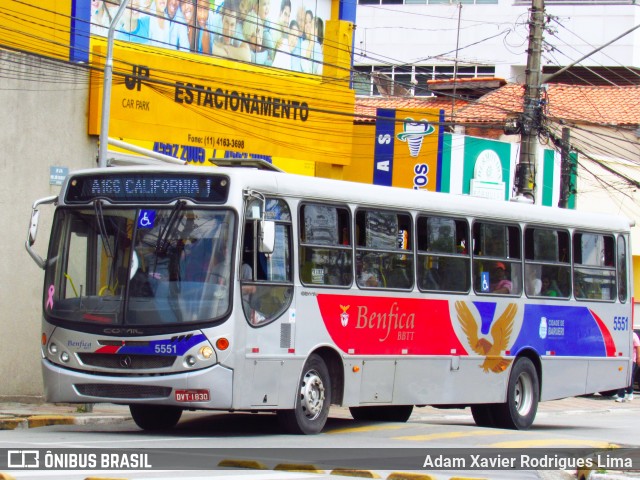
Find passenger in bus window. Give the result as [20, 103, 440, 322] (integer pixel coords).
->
[359, 255, 381, 287]
[541, 276, 560, 297]
[490, 262, 512, 294]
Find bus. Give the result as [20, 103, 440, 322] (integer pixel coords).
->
[25, 164, 635, 434]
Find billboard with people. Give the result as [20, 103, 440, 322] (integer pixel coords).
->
[91, 0, 329, 74]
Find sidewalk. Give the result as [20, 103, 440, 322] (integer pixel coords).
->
[0, 402, 130, 430]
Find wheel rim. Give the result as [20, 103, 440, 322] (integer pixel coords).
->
[514, 371, 534, 416]
[299, 369, 325, 420]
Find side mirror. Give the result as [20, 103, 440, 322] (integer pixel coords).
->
[28, 209, 40, 246]
[259, 220, 275, 254]
[25, 195, 57, 269]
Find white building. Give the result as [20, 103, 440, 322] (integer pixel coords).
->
[353, 0, 640, 95]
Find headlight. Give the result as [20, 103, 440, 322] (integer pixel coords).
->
[199, 346, 214, 359]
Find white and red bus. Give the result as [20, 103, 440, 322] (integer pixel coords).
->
[26, 164, 634, 433]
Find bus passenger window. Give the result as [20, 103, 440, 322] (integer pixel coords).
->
[617, 236, 628, 302]
[573, 232, 616, 301]
[524, 227, 570, 299]
[355, 209, 414, 290]
[416, 215, 469, 293]
[299, 203, 353, 287]
[472, 221, 521, 296]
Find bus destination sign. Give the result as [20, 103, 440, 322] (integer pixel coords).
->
[65, 173, 230, 204]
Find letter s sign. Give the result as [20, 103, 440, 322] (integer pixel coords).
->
[377, 134, 391, 145]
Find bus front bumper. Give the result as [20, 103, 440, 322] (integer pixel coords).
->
[42, 359, 233, 409]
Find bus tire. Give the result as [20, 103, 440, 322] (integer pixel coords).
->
[129, 404, 182, 431]
[470, 404, 495, 428]
[493, 357, 539, 430]
[277, 354, 331, 434]
[349, 405, 413, 422]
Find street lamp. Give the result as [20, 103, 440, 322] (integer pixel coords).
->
[98, 0, 130, 168]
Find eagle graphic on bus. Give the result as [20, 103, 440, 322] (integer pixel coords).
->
[340, 304, 350, 327]
[456, 301, 516, 373]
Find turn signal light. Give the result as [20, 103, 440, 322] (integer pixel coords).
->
[41, 333, 47, 346]
[216, 337, 230, 351]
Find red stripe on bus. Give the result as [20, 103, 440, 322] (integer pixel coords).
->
[95, 345, 121, 354]
[317, 294, 468, 356]
[590, 310, 616, 357]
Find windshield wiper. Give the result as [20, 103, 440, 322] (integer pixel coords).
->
[156, 200, 186, 255]
[93, 200, 114, 258]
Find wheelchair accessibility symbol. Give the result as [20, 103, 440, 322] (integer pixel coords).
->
[138, 210, 156, 229]
[481, 271, 490, 292]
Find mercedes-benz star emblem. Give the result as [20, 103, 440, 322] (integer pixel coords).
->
[119, 355, 133, 368]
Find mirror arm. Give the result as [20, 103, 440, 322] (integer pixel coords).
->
[25, 195, 57, 269]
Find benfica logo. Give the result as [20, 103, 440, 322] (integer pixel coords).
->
[340, 304, 350, 327]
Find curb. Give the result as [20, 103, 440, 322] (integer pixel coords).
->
[218, 459, 269, 469]
[330, 469, 382, 478]
[0, 415, 128, 430]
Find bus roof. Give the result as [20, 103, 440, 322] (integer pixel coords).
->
[63, 165, 632, 233]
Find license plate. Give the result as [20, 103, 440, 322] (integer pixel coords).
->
[175, 389, 210, 402]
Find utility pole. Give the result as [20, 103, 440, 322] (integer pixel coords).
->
[558, 126, 573, 208]
[515, 0, 545, 202]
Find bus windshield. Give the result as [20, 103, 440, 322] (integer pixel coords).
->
[44, 205, 235, 326]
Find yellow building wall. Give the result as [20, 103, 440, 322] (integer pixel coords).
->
[88, 40, 356, 166]
[337, 123, 375, 183]
[1, 1, 72, 60]
[4, 1, 357, 172]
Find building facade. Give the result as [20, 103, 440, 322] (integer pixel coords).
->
[353, 0, 640, 95]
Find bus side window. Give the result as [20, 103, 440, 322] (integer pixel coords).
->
[524, 227, 571, 299]
[354, 209, 414, 290]
[299, 203, 353, 287]
[617, 236, 628, 302]
[573, 232, 616, 301]
[417, 215, 469, 293]
[472, 221, 522, 296]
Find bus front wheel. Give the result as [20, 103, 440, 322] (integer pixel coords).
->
[277, 354, 331, 434]
[493, 357, 539, 430]
[129, 404, 182, 431]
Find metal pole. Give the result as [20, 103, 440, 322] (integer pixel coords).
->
[558, 126, 571, 208]
[98, 0, 130, 168]
[451, 2, 462, 121]
[515, 0, 544, 202]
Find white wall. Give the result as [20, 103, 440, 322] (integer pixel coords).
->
[0, 50, 96, 400]
[354, 1, 640, 82]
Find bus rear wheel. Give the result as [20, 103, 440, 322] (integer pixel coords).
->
[493, 357, 539, 430]
[129, 404, 182, 431]
[277, 354, 331, 434]
[349, 405, 413, 422]
[470, 404, 496, 428]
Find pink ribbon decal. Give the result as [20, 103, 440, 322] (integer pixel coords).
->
[46, 285, 55, 310]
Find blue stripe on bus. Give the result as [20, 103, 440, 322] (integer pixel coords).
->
[511, 305, 608, 357]
[117, 334, 208, 355]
